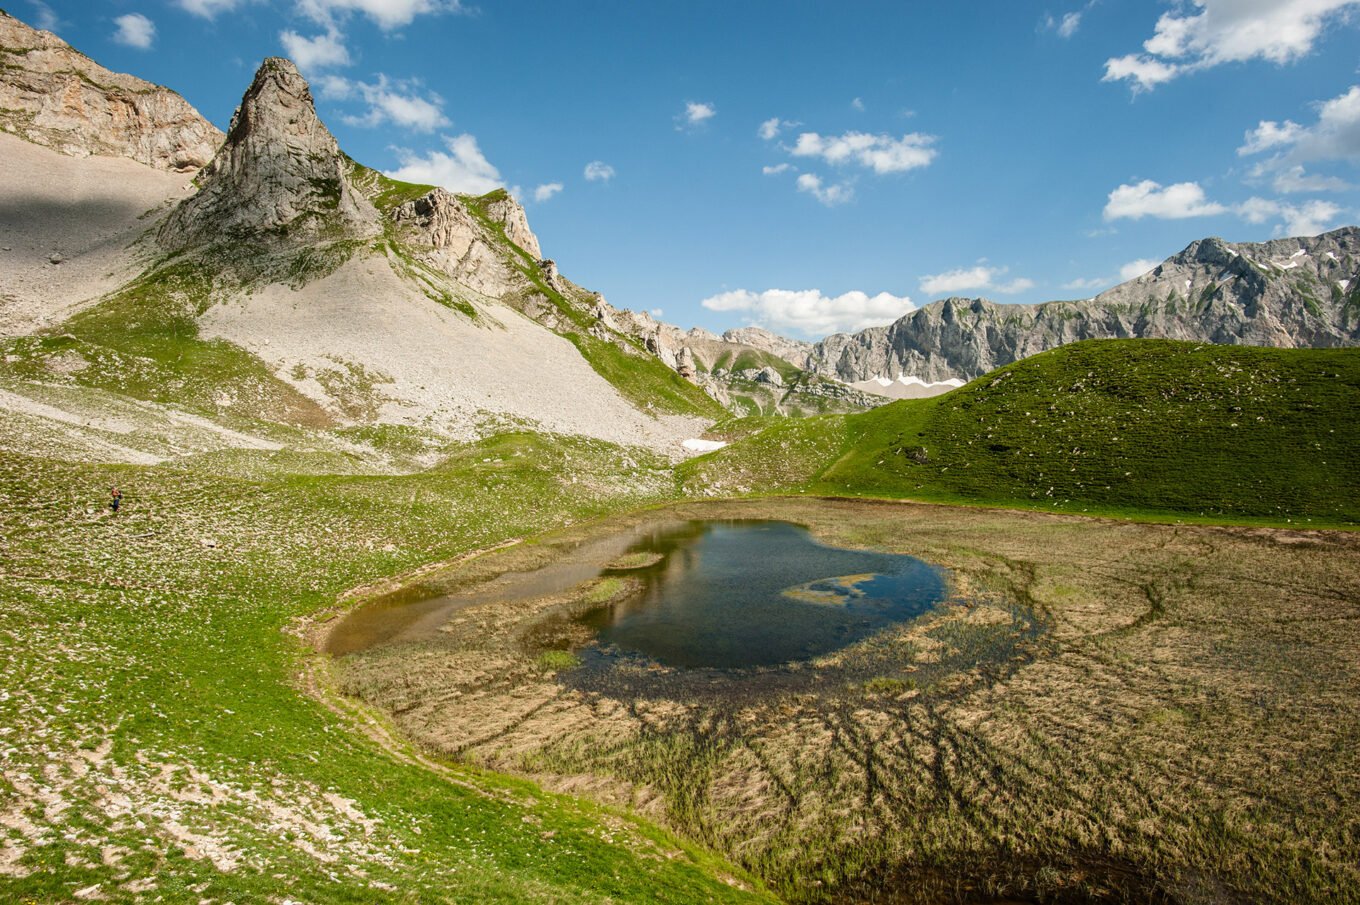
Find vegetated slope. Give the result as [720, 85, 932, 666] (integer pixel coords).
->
[682, 339, 1360, 524]
[786, 229, 1360, 384]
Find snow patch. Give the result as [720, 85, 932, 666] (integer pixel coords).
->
[1291, 249, 1307, 259]
[1340, 279, 1351, 292]
[682, 438, 728, 452]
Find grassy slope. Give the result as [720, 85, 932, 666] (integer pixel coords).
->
[682, 339, 1360, 525]
[0, 432, 771, 903]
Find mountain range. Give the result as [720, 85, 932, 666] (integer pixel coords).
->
[1, 6, 1357, 450]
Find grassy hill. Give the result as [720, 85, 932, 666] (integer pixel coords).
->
[682, 339, 1360, 525]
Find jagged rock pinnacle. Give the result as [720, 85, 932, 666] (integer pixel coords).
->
[160, 57, 378, 249]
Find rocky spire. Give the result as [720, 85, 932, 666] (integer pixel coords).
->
[160, 57, 378, 249]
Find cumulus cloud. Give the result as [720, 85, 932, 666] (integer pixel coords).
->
[678, 101, 716, 130]
[758, 116, 799, 141]
[330, 75, 447, 131]
[387, 134, 502, 195]
[112, 13, 155, 49]
[296, 0, 466, 30]
[700, 288, 915, 337]
[1269, 164, 1351, 192]
[280, 28, 350, 71]
[1104, 0, 1360, 91]
[919, 265, 1034, 297]
[583, 160, 615, 182]
[1103, 180, 1229, 220]
[1119, 258, 1162, 281]
[796, 173, 854, 206]
[1238, 119, 1305, 155]
[791, 130, 937, 173]
[532, 182, 563, 202]
[761, 163, 793, 175]
[1062, 276, 1112, 291]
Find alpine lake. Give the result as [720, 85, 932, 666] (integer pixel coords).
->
[322, 498, 1360, 904]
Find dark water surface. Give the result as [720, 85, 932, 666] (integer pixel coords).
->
[579, 520, 948, 668]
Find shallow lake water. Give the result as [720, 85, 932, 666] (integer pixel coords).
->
[327, 519, 949, 669]
[579, 520, 948, 668]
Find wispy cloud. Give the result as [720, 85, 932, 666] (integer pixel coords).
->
[296, 0, 469, 31]
[324, 75, 448, 131]
[26, 0, 59, 31]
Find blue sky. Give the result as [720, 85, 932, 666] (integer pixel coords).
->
[21, 0, 1360, 337]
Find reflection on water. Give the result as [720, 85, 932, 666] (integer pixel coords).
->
[579, 521, 947, 669]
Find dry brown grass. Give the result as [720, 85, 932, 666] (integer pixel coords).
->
[336, 500, 1360, 904]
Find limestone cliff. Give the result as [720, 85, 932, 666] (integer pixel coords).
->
[0, 10, 221, 172]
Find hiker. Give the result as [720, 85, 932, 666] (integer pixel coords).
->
[110, 487, 122, 513]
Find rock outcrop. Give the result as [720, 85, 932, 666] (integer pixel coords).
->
[390, 188, 523, 297]
[482, 193, 542, 259]
[160, 58, 378, 249]
[0, 10, 221, 172]
[799, 228, 1360, 384]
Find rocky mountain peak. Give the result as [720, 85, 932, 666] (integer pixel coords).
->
[160, 57, 378, 250]
[481, 191, 542, 259]
[0, 10, 221, 172]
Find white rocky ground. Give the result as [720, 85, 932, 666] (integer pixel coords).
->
[0, 132, 194, 335]
[201, 255, 707, 453]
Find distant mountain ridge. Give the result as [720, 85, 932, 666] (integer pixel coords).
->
[789, 230, 1360, 384]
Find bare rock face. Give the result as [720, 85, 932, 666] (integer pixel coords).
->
[0, 10, 221, 172]
[807, 228, 1360, 383]
[721, 326, 814, 365]
[483, 193, 542, 259]
[389, 187, 523, 297]
[676, 346, 697, 380]
[160, 58, 378, 249]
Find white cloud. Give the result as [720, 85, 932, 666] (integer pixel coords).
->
[173, 0, 246, 17]
[335, 75, 448, 131]
[280, 28, 350, 72]
[1119, 258, 1161, 281]
[919, 265, 1033, 297]
[1062, 276, 1112, 291]
[27, 1, 59, 31]
[532, 182, 563, 202]
[791, 130, 937, 173]
[583, 160, 615, 182]
[1045, 10, 1083, 37]
[1238, 119, 1305, 155]
[296, 0, 465, 30]
[1291, 84, 1360, 161]
[112, 13, 155, 49]
[1237, 197, 1343, 234]
[1270, 164, 1351, 192]
[1101, 54, 1181, 91]
[1103, 180, 1229, 220]
[758, 117, 800, 140]
[761, 163, 793, 175]
[679, 101, 716, 129]
[851, 96, 866, 111]
[701, 288, 915, 337]
[650, 307, 664, 317]
[387, 134, 502, 195]
[796, 173, 854, 206]
[1104, 0, 1360, 91]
